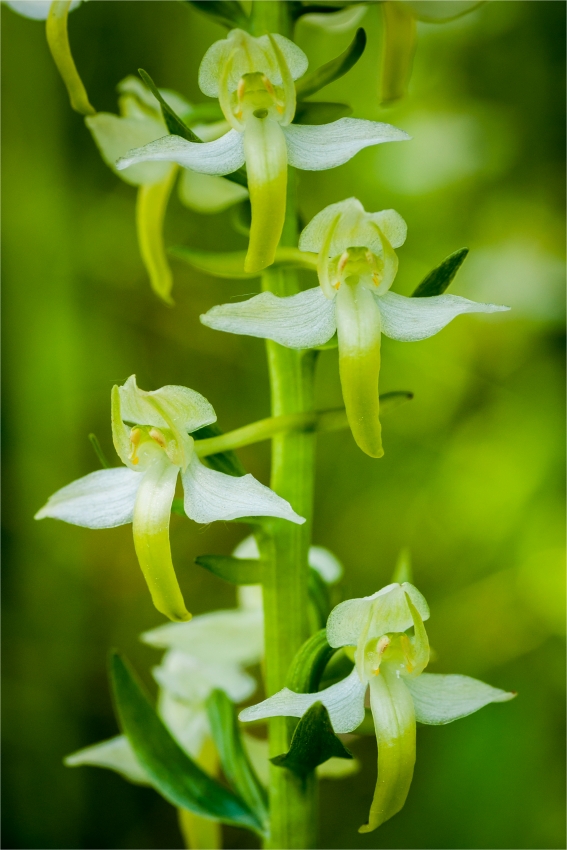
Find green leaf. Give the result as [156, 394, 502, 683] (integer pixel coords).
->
[171, 498, 185, 517]
[294, 101, 352, 125]
[186, 0, 249, 30]
[290, 3, 351, 19]
[286, 628, 335, 694]
[271, 702, 353, 779]
[411, 248, 469, 298]
[109, 652, 264, 834]
[138, 69, 202, 143]
[206, 690, 269, 828]
[193, 423, 247, 477]
[195, 554, 263, 585]
[296, 28, 367, 100]
[308, 568, 332, 628]
[170, 246, 316, 279]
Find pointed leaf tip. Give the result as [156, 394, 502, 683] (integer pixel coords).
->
[412, 248, 469, 298]
[271, 702, 353, 779]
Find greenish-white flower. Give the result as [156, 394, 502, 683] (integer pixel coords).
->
[116, 29, 409, 274]
[86, 76, 248, 303]
[3, 0, 82, 18]
[35, 376, 304, 622]
[201, 197, 509, 458]
[240, 581, 515, 833]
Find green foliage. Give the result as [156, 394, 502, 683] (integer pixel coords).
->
[271, 702, 353, 779]
[294, 102, 352, 125]
[206, 690, 269, 829]
[308, 567, 332, 628]
[138, 69, 201, 143]
[295, 28, 367, 100]
[186, 0, 249, 30]
[411, 248, 469, 297]
[286, 628, 335, 694]
[109, 653, 264, 834]
[195, 554, 262, 584]
[193, 423, 247, 477]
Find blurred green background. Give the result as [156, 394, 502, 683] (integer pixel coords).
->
[2, 2, 565, 848]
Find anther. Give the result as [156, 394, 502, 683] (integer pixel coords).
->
[338, 250, 350, 274]
[129, 428, 142, 465]
[149, 428, 167, 448]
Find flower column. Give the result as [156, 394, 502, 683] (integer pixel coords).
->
[251, 4, 318, 847]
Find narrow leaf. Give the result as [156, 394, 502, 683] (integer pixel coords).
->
[206, 690, 269, 827]
[193, 423, 247, 477]
[294, 102, 352, 125]
[286, 628, 335, 694]
[271, 702, 353, 779]
[187, 0, 249, 30]
[296, 28, 366, 99]
[195, 554, 263, 585]
[109, 652, 263, 834]
[88, 433, 110, 469]
[138, 69, 201, 143]
[308, 568, 332, 629]
[290, 3, 352, 19]
[411, 248, 469, 298]
[380, 1, 417, 104]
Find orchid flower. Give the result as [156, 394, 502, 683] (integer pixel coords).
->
[87, 76, 248, 304]
[115, 28, 410, 273]
[201, 197, 510, 458]
[240, 581, 516, 833]
[35, 376, 304, 622]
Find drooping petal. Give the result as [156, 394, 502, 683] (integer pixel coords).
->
[142, 608, 264, 668]
[243, 116, 288, 272]
[182, 455, 305, 525]
[85, 112, 170, 186]
[405, 673, 516, 725]
[284, 118, 410, 171]
[46, 0, 94, 115]
[300, 4, 367, 33]
[201, 287, 337, 349]
[378, 291, 510, 342]
[327, 583, 430, 648]
[64, 735, 149, 785]
[35, 468, 141, 529]
[132, 454, 190, 622]
[116, 131, 246, 177]
[136, 166, 178, 304]
[361, 668, 416, 833]
[178, 169, 248, 213]
[239, 667, 367, 734]
[335, 281, 384, 458]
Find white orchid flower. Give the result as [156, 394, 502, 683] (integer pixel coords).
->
[115, 29, 409, 274]
[240, 581, 515, 832]
[3, 0, 81, 18]
[87, 76, 248, 304]
[35, 376, 304, 622]
[201, 197, 510, 458]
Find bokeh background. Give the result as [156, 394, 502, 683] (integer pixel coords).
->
[2, 2, 565, 848]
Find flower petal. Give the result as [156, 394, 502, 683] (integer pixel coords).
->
[132, 455, 190, 622]
[201, 287, 337, 350]
[116, 131, 245, 177]
[378, 291, 510, 342]
[309, 546, 343, 584]
[142, 608, 264, 668]
[405, 673, 516, 725]
[119, 375, 216, 436]
[136, 166, 178, 304]
[153, 648, 258, 705]
[368, 210, 408, 249]
[64, 735, 149, 785]
[298, 198, 363, 253]
[35, 467, 141, 529]
[157, 690, 211, 759]
[327, 583, 430, 648]
[85, 112, 170, 186]
[284, 118, 410, 171]
[360, 669, 415, 832]
[178, 169, 248, 213]
[301, 4, 367, 32]
[182, 456, 305, 525]
[239, 667, 367, 734]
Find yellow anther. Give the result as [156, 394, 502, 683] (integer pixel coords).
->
[149, 428, 167, 448]
[237, 78, 246, 101]
[338, 250, 350, 274]
[129, 427, 142, 465]
[262, 74, 275, 97]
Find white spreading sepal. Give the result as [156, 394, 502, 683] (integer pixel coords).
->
[239, 667, 366, 734]
[34, 467, 141, 529]
[116, 130, 245, 177]
[85, 112, 171, 186]
[405, 673, 516, 725]
[4, 0, 81, 19]
[283, 118, 410, 171]
[182, 455, 305, 525]
[153, 648, 257, 706]
[378, 292, 510, 342]
[201, 287, 336, 349]
[64, 735, 149, 785]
